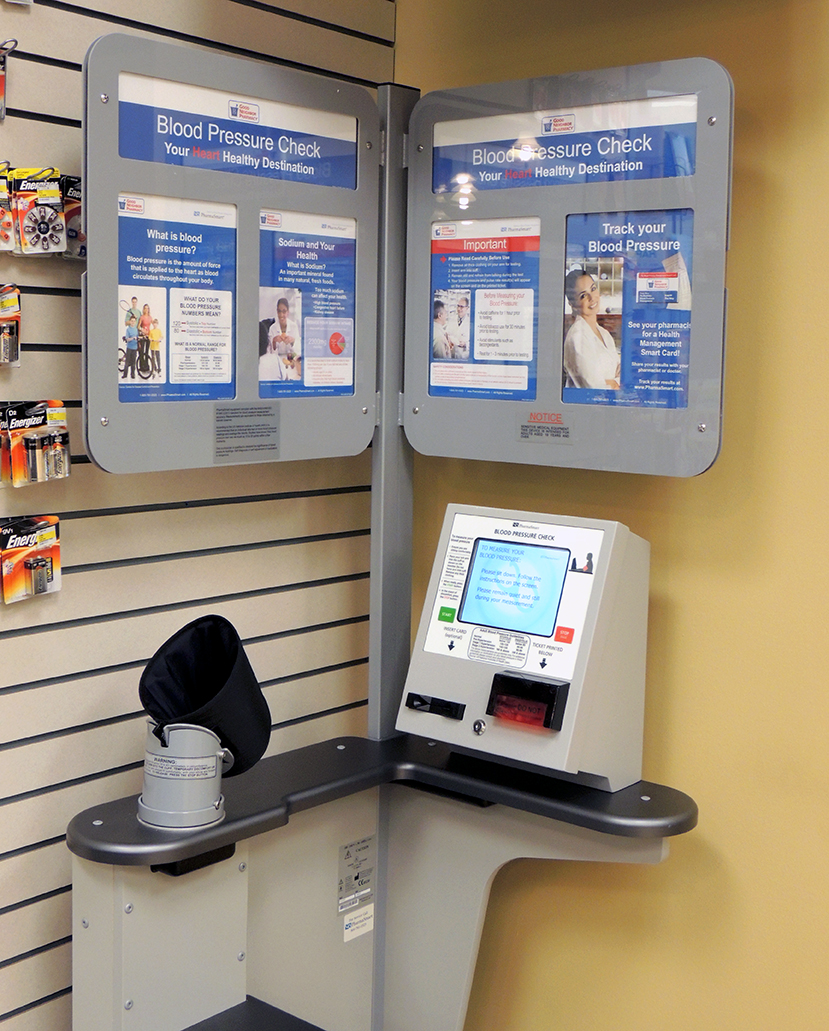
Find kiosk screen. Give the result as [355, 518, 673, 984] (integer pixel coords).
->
[458, 538, 570, 638]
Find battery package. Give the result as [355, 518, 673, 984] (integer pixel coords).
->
[0, 284, 21, 365]
[0, 400, 71, 486]
[0, 515, 61, 604]
[9, 167, 66, 256]
[0, 168, 14, 251]
[61, 175, 85, 260]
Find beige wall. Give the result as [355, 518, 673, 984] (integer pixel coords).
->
[396, 2, 829, 1029]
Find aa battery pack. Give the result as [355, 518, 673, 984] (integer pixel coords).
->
[0, 284, 21, 365]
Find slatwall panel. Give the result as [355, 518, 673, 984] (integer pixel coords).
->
[0, 1, 394, 1025]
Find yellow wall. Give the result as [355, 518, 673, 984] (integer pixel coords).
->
[395, 2, 829, 1028]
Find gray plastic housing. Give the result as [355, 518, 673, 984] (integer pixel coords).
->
[396, 504, 650, 791]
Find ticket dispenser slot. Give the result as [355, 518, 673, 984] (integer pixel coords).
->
[396, 504, 650, 791]
[486, 672, 569, 731]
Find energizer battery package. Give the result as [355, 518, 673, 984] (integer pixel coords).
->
[9, 167, 66, 256]
[0, 400, 71, 486]
[0, 166, 14, 251]
[0, 284, 21, 365]
[0, 515, 61, 604]
[61, 175, 85, 260]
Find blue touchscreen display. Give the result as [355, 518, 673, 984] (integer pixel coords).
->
[458, 538, 570, 638]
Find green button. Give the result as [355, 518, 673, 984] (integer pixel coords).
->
[438, 607, 456, 623]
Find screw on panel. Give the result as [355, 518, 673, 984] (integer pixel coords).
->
[124, 1000, 133, 1010]
[100, 417, 108, 426]
[708, 116, 717, 125]
[237, 952, 246, 962]
[365, 141, 372, 150]
[412, 406, 419, 415]
[417, 145, 424, 152]
[101, 94, 109, 103]
[81, 919, 89, 929]
[362, 406, 368, 415]
[238, 862, 247, 872]
[472, 719, 487, 736]
[697, 423, 707, 433]
[124, 903, 133, 914]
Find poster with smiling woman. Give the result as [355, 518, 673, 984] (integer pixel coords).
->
[562, 208, 693, 408]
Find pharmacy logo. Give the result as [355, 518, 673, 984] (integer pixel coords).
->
[541, 114, 575, 136]
[228, 101, 260, 123]
[117, 196, 144, 214]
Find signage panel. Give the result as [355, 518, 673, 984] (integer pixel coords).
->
[119, 73, 358, 188]
[84, 34, 380, 474]
[404, 59, 733, 477]
[433, 95, 697, 193]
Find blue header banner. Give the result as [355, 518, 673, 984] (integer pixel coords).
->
[433, 123, 696, 192]
[118, 73, 358, 189]
[432, 94, 698, 193]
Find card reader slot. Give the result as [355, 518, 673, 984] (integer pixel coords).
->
[406, 693, 466, 721]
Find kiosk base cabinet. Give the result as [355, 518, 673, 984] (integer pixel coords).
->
[72, 785, 668, 1031]
[72, 846, 250, 1031]
[72, 791, 378, 1031]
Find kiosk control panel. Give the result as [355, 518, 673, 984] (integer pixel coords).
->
[397, 505, 651, 790]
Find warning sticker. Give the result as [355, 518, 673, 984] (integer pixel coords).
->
[517, 418, 569, 443]
[338, 834, 375, 913]
[143, 754, 219, 780]
[517, 413, 573, 444]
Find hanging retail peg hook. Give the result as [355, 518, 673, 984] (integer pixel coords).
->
[0, 40, 19, 122]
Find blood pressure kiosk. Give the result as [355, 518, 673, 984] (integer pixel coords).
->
[68, 34, 731, 1031]
[398, 506, 649, 791]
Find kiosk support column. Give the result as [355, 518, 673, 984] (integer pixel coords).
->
[382, 787, 667, 1031]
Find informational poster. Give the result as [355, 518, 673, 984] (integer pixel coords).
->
[562, 209, 693, 408]
[429, 217, 540, 401]
[258, 211, 356, 397]
[118, 73, 358, 188]
[432, 95, 697, 193]
[117, 194, 236, 403]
